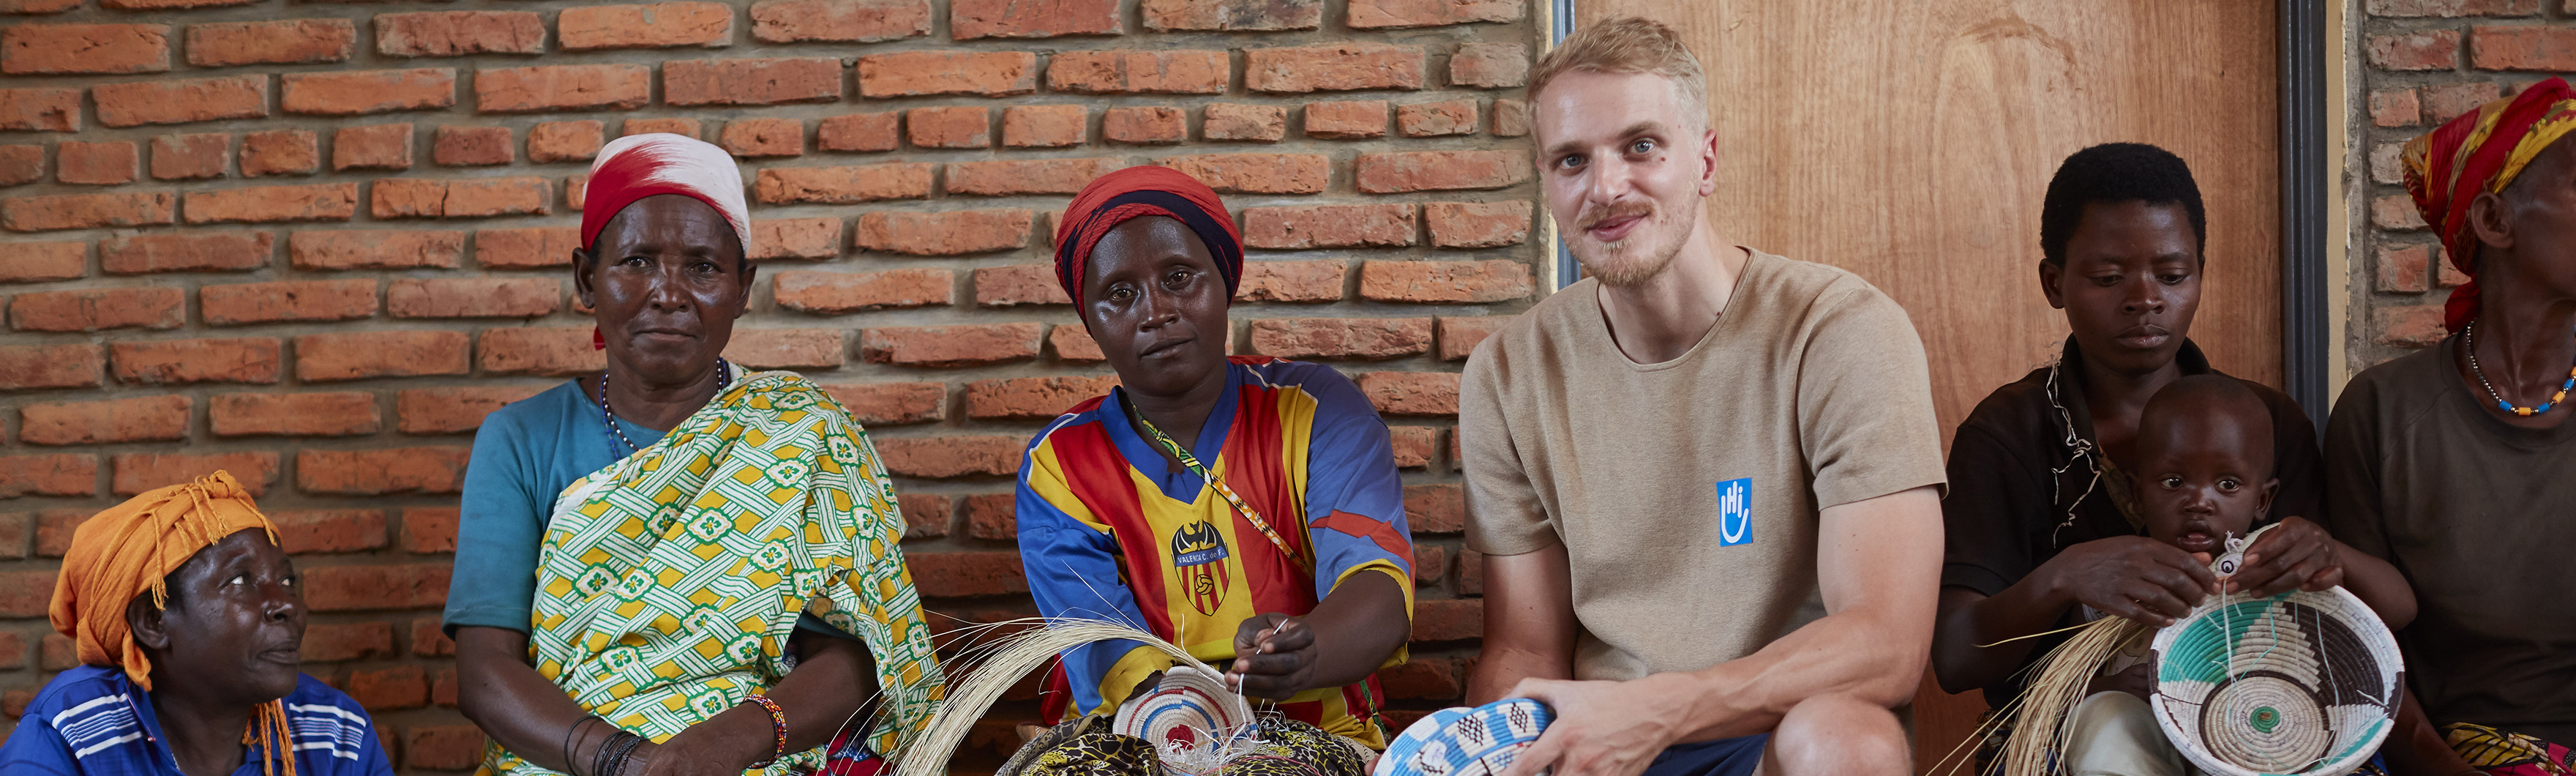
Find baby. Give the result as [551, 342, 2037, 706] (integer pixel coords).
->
[2064, 375, 2418, 776]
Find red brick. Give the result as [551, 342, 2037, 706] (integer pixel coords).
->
[863, 322, 1043, 367]
[2369, 29, 2462, 70]
[1381, 654, 1459, 698]
[2367, 0, 2539, 14]
[1360, 259, 1532, 303]
[2422, 81, 2504, 124]
[0, 455, 94, 498]
[387, 277, 558, 318]
[1449, 42, 1528, 88]
[1243, 204, 1413, 249]
[907, 550, 1027, 596]
[2, 23, 168, 75]
[432, 126, 512, 166]
[1436, 316, 1506, 361]
[31, 508, 86, 557]
[9, 287, 182, 332]
[0, 241, 81, 281]
[952, 0, 1118, 40]
[857, 51, 1037, 97]
[0, 571, 57, 616]
[1304, 100, 1387, 139]
[269, 509, 388, 553]
[1389, 425, 1434, 468]
[965, 376, 1120, 419]
[301, 622, 394, 662]
[1156, 153, 1328, 194]
[2374, 194, 2428, 231]
[467, 228, 576, 270]
[1102, 106, 1186, 144]
[775, 269, 952, 313]
[2439, 251, 2469, 287]
[210, 392, 379, 437]
[0, 343, 99, 389]
[2472, 26, 2576, 70]
[282, 69, 456, 116]
[1001, 105, 1086, 148]
[296, 331, 471, 382]
[906, 106, 989, 149]
[372, 177, 549, 219]
[554, 1, 732, 51]
[753, 163, 932, 204]
[143, 134, 224, 181]
[478, 327, 602, 376]
[1457, 546, 1483, 594]
[186, 182, 359, 225]
[855, 209, 1030, 255]
[946, 157, 1124, 196]
[201, 279, 375, 325]
[1399, 484, 1464, 535]
[78, 231, 250, 276]
[736, 217, 834, 261]
[719, 117, 804, 158]
[888, 493, 949, 538]
[752, 0, 931, 42]
[302, 563, 449, 611]
[297, 447, 470, 496]
[403, 725, 483, 771]
[2370, 89, 2420, 127]
[40, 633, 74, 669]
[397, 507, 459, 553]
[2371, 141, 2408, 185]
[1352, 371, 1460, 418]
[58, 141, 139, 184]
[2378, 244, 2432, 294]
[189, 19, 354, 67]
[627, 117, 700, 139]
[1397, 100, 1476, 137]
[1425, 201, 1530, 249]
[0, 143, 40, 186]
[816, 111, 901, 152]
[1246, 44, 1424, 93]
[1412, 597, 1479, 642]
[112, 451, 277, 496]
[411, 618, 457, 656]
[527, 121, 603, 163]
[1050, 325, 1104, 362]
[346, 665, 428, 712]
[1348, 0, 1517, 28]
[0, 0, 77, 12]
[109, 337, 280, 385]
[1357, 150, 1530, 193]
[1046, 50, 1227, 94]
[1240, 259, 1345, 302]
[397, 386, 544, 434]
[1144, 0, 1319, 30]
[473, 64, 653, 113]
[1249, 318, 1431, 360]
[964, 493, 1015, 539]
[0, 88, 78, 132]
[3, 192, 174, 231]
[819, 381, 948, 426]
[2375, 305, 2449, 348]
[333, 124, 413, 171]
[287, 229, 463, 271]
[720, 328, 847, 369]
[973, 264, 1071, 307]
[18, 395, 189, 446]
[100, 0, 256, 9]
[666, 57, 843, 106]
[1491, 98, 1528, 136]
[241, 130, 319, 177]
[1204, 103, 1287, 142]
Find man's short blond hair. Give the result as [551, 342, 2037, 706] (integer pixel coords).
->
[1528, 16, 1710, 129]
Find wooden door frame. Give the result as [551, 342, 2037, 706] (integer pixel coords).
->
[1540, 0, 2337, 425]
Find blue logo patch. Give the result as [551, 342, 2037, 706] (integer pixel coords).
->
[1715, 478, 1752, 546]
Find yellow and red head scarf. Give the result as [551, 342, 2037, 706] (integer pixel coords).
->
[48, 471, 280, 690]
[2401, 76, 2576, 333]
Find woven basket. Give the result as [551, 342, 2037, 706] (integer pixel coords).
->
[1374, 698, 1553, 776]
[1112, 665, 1258, 772]
[2149, 584, 2403, 776]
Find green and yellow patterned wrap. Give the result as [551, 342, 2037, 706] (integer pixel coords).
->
[479, 371, 946, 775]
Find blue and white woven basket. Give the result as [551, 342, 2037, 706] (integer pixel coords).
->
[1374, 698, 1554, 776]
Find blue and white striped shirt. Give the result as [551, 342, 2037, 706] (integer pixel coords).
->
[0, 664, 393, 776]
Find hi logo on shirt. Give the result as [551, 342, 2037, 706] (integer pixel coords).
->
[1171, 520, 1231, 616]
[1715, 478, 1753, 546]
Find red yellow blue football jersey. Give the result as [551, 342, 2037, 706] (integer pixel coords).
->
[1016, 357, 1415, 745]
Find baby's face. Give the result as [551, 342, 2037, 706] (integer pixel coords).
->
[2136, 414, 2275, 556]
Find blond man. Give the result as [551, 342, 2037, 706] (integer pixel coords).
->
[1461, 18, 1944, 776]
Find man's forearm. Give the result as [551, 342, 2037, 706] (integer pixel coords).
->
[1664, 604, 1928, 743]
[1468, 544, 1580, 704]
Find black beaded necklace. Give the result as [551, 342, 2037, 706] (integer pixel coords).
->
[599, 359, 732, 457]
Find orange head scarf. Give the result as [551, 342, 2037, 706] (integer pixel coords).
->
[2401, 76, 2576, 333]
[49, 470, 280, 691]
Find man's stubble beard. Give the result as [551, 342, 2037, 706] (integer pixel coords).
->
[1576, 209, 1693, 288]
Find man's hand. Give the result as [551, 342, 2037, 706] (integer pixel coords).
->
[1496, 676, 1696, 776]
[2227, 516, 2345, 597]
[2041, 535, 2220, 627]
[1227, 613, 1319, 699]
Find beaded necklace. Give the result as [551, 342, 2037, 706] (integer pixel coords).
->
[2463, 321, 2576, 417]
[1125, 398, 1305, 565]
[599, 359, 733, 457]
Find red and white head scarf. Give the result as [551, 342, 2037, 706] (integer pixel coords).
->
[580, 133, 752, 256]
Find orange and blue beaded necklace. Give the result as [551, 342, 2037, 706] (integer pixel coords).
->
[2463, 321, 2576, 417]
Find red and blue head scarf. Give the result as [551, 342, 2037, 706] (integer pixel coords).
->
[1053, 165, 1243, 309]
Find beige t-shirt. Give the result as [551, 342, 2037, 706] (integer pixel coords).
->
[1460, 248, 1947, 681]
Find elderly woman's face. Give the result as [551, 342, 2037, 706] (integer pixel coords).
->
[575, 194, 753, 385]
[1083, 216, 1232, 398]
[130, 528, 304, 704]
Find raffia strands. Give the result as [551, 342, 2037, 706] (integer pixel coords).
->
[892, 616, 1218, 776]
[2001, 616, 2152, 776]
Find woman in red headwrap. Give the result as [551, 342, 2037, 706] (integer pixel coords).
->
[2323, 78, 2576, 776]
[1005, 166, 1416, 775]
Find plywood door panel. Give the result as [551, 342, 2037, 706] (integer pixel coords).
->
[1562, 1, 2283, 771]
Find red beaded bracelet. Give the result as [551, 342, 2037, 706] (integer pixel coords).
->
[744, 693, 788, 767]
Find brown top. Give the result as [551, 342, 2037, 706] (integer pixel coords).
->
[1460, 249, 1947, 680]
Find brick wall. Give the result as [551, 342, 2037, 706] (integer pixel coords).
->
[2349, 0, 2574, 370]
[0, 0, 1541, 770]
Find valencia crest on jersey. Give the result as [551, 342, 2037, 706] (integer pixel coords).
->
[1171, 519, 1232, 616]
